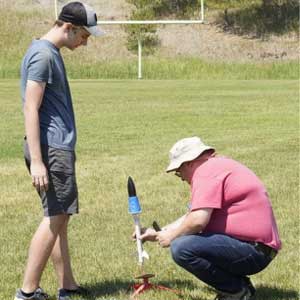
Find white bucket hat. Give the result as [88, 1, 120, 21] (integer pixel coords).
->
[166, 137, 214, 173]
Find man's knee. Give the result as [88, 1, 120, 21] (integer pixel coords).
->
[171, 235, 212, 278]
[170, 236, 192, 266]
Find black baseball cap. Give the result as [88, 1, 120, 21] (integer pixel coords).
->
[58, 1, 104, 36]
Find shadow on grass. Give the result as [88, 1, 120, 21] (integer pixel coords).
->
[206, 285, 299, 300]
[84, 279, 131, 298]
[216, 1, 299, 38]
[255, 285, 299, 300]
[83, 278, 199, 299]
[82, 279, 299, 300]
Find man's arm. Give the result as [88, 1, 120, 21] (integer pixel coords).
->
[157, 208, 213, 247]
[24, 80, 48, 192]
[139, 209, 212, 246]
[161, 214, 188, 231]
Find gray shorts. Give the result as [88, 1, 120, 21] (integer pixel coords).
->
[24, 141, 79, 217]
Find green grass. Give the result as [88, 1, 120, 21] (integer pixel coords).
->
[1, 56, 298, 80]
[62, 58, 299, 80]
[0, 79, 299, 300]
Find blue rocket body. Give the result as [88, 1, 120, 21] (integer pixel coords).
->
[128, 176, 142, 214]
[129, 196, 142, 214]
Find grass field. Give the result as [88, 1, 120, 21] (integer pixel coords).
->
[0, 79, 298, 300]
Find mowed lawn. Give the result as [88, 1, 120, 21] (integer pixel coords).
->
[0, 79, 298, 300]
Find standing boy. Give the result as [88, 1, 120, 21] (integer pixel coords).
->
[16, 2, 104, 300]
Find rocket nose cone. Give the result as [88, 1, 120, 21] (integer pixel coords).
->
[128, 176, 137, 197]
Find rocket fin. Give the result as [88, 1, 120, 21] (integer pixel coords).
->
[142, 250, 149, 260]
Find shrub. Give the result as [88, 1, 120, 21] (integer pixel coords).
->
[125, 0, 202, 55]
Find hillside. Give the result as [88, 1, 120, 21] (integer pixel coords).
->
[4, 0, 299, 60]
[0, 0, 298, 79]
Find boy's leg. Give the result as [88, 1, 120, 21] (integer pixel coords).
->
[51, 216, 78, 290]
[21, 215, 69, 293]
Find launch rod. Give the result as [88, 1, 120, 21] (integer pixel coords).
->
[134, 215, 144, 265]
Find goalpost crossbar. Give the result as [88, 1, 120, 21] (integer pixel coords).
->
[54, 0, 205, 79]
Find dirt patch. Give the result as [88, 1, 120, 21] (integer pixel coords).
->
[157, 22, 299, 62]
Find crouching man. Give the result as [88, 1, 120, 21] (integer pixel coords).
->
[139, 136, 281, 300]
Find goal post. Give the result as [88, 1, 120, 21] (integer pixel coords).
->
[54, 0, 205, 79]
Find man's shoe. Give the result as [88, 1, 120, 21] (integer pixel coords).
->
[14, 287, 49, 300]
[244, 277, 256, 297]
[214, 286, 253, 300]
[57, 287, 90, 300]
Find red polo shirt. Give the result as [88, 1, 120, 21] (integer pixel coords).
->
[190, 156, 281, 250]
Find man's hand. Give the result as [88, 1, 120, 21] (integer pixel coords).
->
[140, 228, 158, 242]
[30, 160, 49, 193]
[132, 227, 158, 242]
[132, 227, 177, 248]
[156, 230, 177, 248]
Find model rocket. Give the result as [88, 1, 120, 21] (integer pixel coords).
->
[128, 176, 149, 265]
[127, 178, 180, 298]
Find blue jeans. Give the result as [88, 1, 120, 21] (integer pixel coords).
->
[170, 233, 273, 293]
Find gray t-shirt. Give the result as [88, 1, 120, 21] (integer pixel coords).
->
[21, 39, 76, 151]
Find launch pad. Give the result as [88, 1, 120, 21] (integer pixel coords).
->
[129, 273, 181, 299]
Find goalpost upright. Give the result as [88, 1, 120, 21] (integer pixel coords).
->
[54, 0, 205, 79]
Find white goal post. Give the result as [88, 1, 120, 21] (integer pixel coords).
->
[54, 0, 205, 79]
